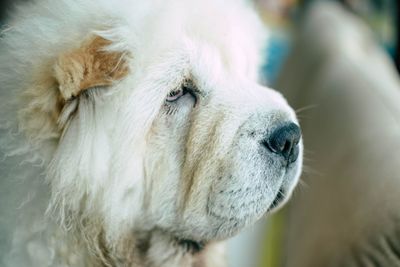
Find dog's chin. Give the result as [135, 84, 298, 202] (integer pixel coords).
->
[203, 189, 286, 238]
[156, 160, 301, 244]
[179, 203, 281, 243]
[150, 189, 290, 255]
[216, 197, 287, 236]
[205, 186, 296, 241]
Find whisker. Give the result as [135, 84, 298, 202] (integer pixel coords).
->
[301, 165, 322, 176]
[297, 178, 309, 189]
[295, 104, 319, 114]
[296, 115, 310, 121]
[303, 148, 316, 155]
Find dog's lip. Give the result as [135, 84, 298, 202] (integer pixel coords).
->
[267, 189, 286, 212]
[177, 239, 205, 254]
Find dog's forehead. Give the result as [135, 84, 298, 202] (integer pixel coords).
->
[128, 0, 265, 80]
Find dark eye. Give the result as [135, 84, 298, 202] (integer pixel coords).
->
[165, 78, 200, 108]
[166, 81, 198, 104]
[166, 87, 186, 102]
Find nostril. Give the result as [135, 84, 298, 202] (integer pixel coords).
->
[265, 123, 301, 163]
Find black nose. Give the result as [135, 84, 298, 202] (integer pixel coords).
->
[265, 123, 301, 164]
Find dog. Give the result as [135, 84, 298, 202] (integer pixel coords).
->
[0, 0, 303, 266]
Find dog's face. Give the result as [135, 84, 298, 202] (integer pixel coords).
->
[146, 76, 302, 241]
[2, 0, 302, 244]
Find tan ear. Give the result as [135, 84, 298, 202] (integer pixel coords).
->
[54, 36, 129, 100]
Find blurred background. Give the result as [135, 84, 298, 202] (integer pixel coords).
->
[228, 0, 400, 267]
[1, 0, 400, 267]
[256, 0, 398, 84]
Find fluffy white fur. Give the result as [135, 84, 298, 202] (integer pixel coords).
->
[0, 0, 303, 266]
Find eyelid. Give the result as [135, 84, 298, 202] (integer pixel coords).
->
[164, 79, 202, 106]
[182, 79, 204, 98]
[166, 88, 184, 102]
[187, 86, 202, 97]
[182, 85, 198, 106]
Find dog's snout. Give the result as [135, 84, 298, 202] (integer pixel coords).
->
[264, 123, 301, 164]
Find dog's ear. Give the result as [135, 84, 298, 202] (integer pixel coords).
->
[54, 36, 129, 101]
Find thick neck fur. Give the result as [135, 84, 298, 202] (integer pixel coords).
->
[0, 150, 226, 267]
[99, 229, 226, 267]
[28, 219, 227, 267]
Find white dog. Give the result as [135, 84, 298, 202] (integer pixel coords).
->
[0, 0, 303, 266]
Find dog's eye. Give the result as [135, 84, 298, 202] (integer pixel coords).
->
[166, 83, 198, 104]
[166, 88, 186, 102]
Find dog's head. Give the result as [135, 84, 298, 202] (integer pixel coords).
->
[1, 0, 302, 244]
